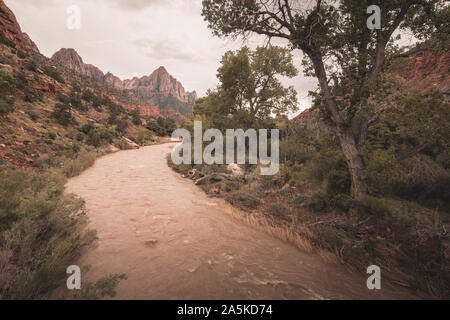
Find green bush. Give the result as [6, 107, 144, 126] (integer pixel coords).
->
[130, 109, 141, 125]
[81, 90, 94, 102]
[136, 128, 151, 145]
[326, 169, 351, 196]
[268, 203, 291, 221]
[307, 193, 329, 212]
[86, 126, 114, 148]
[0, 98, 14, 115]
[42, 65, 64, 83]
[17, 51, 27, 59]
[226, 188, 260, 209]
[61, 148, 97, 178]
[145, 116, 176, 137]
[0, 70, 16, 97]
[0, 169, 96, 299]
[53, 103, 74, 126]
[23, 87, 42, 103]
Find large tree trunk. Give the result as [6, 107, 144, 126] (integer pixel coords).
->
[307, 48, 368, 199]
[336, 126, 367, 199]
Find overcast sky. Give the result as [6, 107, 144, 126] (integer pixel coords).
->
[5, 0, 316, 112]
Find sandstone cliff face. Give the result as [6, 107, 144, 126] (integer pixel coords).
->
[51, 48, 104, 82]
[0, 0, 39, 53]
[123, 66, 197, 105]
[401, 49, 450, 93]
[104, 72, 123, 90]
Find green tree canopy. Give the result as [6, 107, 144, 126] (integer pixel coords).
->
[195, 45, 298, 129]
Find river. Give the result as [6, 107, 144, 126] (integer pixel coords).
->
[66, 143, 416, 299]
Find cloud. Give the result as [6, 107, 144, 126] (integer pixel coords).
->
[134, 38, 198, 62]
[105, 0, 186, 11]
[9, 0, 57, 7]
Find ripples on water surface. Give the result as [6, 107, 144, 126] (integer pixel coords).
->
[66, 144, 417, 300]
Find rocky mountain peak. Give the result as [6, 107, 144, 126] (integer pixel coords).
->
[0, 0, 39, 53]
[51, 48, 84, 71]
[51, 48, 104, 82]
[122, 67, 197, 106]
[155, 66, 168, 74]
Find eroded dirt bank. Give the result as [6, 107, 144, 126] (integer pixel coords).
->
[66, 144, 416, 299]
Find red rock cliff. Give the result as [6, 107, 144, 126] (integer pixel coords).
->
[0, 0, 39, 53]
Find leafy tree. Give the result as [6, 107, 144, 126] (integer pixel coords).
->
[202, 0, 448, 199]
[217, 46, 298, 119]
[145, 116, 177, 136]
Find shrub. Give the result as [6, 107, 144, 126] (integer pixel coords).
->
[108, 114, 129, 135]
[130, 109, 141, 125]
[146, 116, 176, 137]
[0, 98, 14, 115]
[80, 122, 95, 134]
[86, 126, 114, 148]
[23, 87, 42, 103]
[307, 192, 329, 213]
[17, 50, 27, 59]
[0, 169, 96, 299]
[69, 91, 87, 111]
[0, 70, 16, 97]
[226, 188, 260, 209]
[136, 128, 151, 145]
[81, 90, 94, 102]
[61, 148, 97, 178]
[42, 65, 64, 83]
[26, 59, 38, 72]
[53, 103, 74, 126]
[73, 274, 127, 300]
[326, 169, 351, 196]
[268, 203, 291, 221]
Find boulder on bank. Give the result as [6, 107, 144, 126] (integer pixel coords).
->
[122, 137, 140, 150]
[227, 163, 244, 177]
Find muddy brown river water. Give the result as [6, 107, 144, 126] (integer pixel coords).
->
[66, 144, 417, 300]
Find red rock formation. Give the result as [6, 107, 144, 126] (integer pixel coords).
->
[293, 108, 319, 123]
[401, 49, 449, 93]
[124, 105, 160, 117]
[104, 72, 123, 90]
[123, 66, 197, 105]
[51, 48, 104, 82]
[0, 0, 39, 53]
[28, 80, 60, 94]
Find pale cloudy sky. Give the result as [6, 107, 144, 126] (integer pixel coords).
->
[5, 0, 316, 111]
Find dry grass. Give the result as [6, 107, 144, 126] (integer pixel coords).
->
[222, 202, 314, 253]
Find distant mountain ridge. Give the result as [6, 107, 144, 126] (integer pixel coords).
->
[50, 48, 197, 114]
